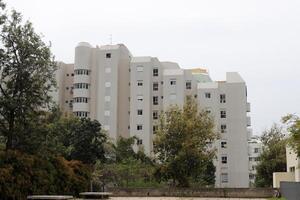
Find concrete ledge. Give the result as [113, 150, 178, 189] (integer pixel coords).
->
[107, 187, 274, 198]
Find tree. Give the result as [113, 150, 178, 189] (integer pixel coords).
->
[153, 97, 217, 187]
[113, 136, 137, 162]
[282, 114, 300, 156]
[67, 118, 107, 165]
[255, 124, 287, 187]
[0, 8, 57, 150]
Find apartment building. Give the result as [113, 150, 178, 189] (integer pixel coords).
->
[248, 136, 262, 187]
[56, 42, 251, 188]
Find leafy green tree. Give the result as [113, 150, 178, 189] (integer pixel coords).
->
[282, 114, 300, 156]
[154, 97, 217, 187]
[255, 124, 287, 187]
[0, 8, 57, 150]
[67, 118, 107, 165]
[113, 136, 137, 162]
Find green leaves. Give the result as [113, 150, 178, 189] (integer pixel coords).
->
[255, 124, 287, 187]
[0, 6, 57, 150]
[154, 97, 217, 187]
[282, 114, 300, 156]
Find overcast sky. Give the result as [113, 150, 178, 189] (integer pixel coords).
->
[7, 0, 300, 135]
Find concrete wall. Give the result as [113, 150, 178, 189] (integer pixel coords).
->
[273, 172, 295, 188]
[107, 187, 274, 198]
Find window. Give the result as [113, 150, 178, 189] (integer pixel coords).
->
[221, 173, 228, 183]
[66, 87, 69, 90]
[220, 110, 226, 118]
[105, 96, 111, 102]
[153, 96, 158, 105]
[106, 53, 111, 58]
[221, 141, 227, 148]
[170, 79, 176, 85]
[153, 82, 159, 91]
[74, 97, 88, 103]
[221, 156, 227, 164]
[137, 125, 143, 130]
[153, 68, 158, 76]
[74, 83, 89, 89]
[65, 100, 68, 103]
[221, 124, 227, 133]
[205, 92, 211, 98]
[137, 109, 143, 115]
[137, 95, 143, 101]
[249, 174, 255, 180]
[153, 125, 158, 134]
[137, 65, 144, 72]
[74, 111, 88, 118]
[206, 108, 211, 114]
[137, 80, 143, 86]
[186, 81, 192, 89]
[74, 69, 90, 75]
[290, 167, 295, 172]
[105, 82, 111, 87]
[169, 94, 176, 100]
[137, 139, 143, 145]
[153, 111, 158, 120]
[220, 94, 226, 103]
[105, 68, 111, 73]
[254, 148, 259, 153]
[71, 73, 74, 76]
[66, 74, 69, 76]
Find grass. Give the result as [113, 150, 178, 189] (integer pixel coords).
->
[268, 198, 286, 200]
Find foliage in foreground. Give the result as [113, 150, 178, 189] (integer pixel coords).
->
[255, 124, 287, 187]
[154, 97, 217, 187]
[282, 114, 300, 156]
[0, 150, 91, 200]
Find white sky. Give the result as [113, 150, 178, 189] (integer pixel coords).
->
[7, 0, 300, 135]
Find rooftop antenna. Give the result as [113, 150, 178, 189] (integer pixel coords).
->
[109, 34, 112, 45]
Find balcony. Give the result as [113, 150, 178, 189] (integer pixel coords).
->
[247, 102, 251, 112]
[247, 116, 251, 127]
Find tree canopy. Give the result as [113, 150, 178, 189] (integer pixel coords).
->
[282, 114, 300, 156]
[154, 97, 217, 187]
[0, 7, 57, 150]
[255, 124, 287, 187]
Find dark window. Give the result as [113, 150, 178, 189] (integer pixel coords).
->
[153, 68, 158, 76]
[205, 92, 211, 98]
[153, 111, 158, 119]
[221, 141, 227, 148]
[186, 81, 192, 89]
[153, 82, 159, 91]
[220, 94, 226, 103]
[220, 110, 226, 118]
[221, 156, 227, 164]
[137, 139, 143, 145]
[221, 124, 227, 133]
[153, 96, 158, 105]
[170, 79, 176, 85]
[137, 125, 143, 130]
[106, 53, 111, 58]
[137, 109, 143, 115]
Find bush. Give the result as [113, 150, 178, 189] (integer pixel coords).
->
[0, 150, 91, 200]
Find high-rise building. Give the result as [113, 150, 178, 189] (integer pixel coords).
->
[248, 136, 262, 187]
[55, 42, 251, 188]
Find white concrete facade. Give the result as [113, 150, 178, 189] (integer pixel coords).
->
[248, 136, 262, 186]
[56, 42, 251, 188]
